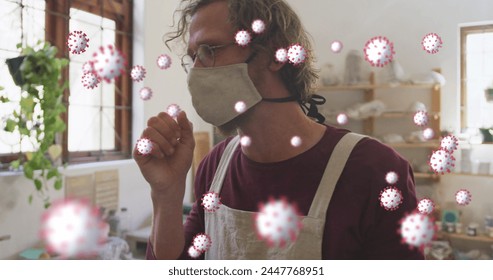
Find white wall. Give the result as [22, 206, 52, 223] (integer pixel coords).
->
[0, 0, 211, 259]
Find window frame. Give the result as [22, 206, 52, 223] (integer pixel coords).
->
[45, 0, 133, 164]
[460, 23, 493, 131]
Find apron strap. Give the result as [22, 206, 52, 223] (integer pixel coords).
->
[208, 135, 241, 193]
[307, 132, 366, 219]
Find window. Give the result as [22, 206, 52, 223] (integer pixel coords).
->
[460, 24, 493, 131]
[0, 0, 133, 169]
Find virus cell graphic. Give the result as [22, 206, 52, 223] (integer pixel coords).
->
[455, 189, 472, 206]
[336, 113, 348, 125]
[136, 137, 153, 156]
[440, 134, 459, 153]
[39, 198, 107, 258]
[139, 87, 153, 101]
[331, 40, 343, 53]
[385, 171, 399, 185]
[188, 245, 202, 259]
[235, 30, 252, 47]
[251, 19, 266, 34]
[428, 149, 456, 175]
[82, 61, 95, 74]
[81, 72, 100, 89]
[422, 33, 443, 54]
[290, 136, 302, 147]
[234, 101, 247, 114]
[240, 135, 252, 147]
[287, 43, 307, 66]
[201, 191, 222, 213]
[363, 36, 395, 67]
[157, 54, 172, 70]
[67, 31, 89, 55]
[413, 110, 429, 127]
[130, 65, 146, 82]
[379, 186, 403, 211]
[417, 198, 435, 215]
[275, 48, 288, 63]
[166, 104, 181, 119]
[192, 233, 212, 253]
[398, 211, 435, 251]
[92, 45, 126, 83]
[254, 197, 303, 247]
[422, 127, 435, 140]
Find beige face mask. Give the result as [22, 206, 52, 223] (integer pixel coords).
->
[186, 63, 263, 127]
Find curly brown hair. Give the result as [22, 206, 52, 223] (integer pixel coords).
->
[164, 0, 319, 103]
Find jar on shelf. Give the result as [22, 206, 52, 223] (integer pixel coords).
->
[467, 223, 479, 236]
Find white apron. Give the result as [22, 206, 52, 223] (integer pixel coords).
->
[204, 132, 365, 259]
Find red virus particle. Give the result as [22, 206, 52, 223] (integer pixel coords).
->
[254, 196, 303, 248]
[287, 43, 307, 66]
[188, 245, 201, 259]
[139, 87, 153, 101]
[422, 127, 435, 140]
[251, 19, 266, 34]
[82, 61, 95, 74]
[81, 72, 100, 89]
[379, 186, 403, 211]
[275, 48, 288, 63]
[413, 110, 429, 127]
[39, 198, 107, 259]
[455, 189, 472, 206]
[92, 45, 127, 83]
[235, 30, 252, 47]
[385, 171, 399, 185]
[166, 104, 182, 119]
[428, 149, 456, 174]
[130, 65, 146, 82]
[192, 233, 212, 253]
[336, 113, 348, 125]
[440, 134, 459, 153]
[67, 31, 90, 55]
[240, 135, 252, 147]
[363, 36, 395, 67]
[417, 198, 435, 215]
[398, 211, 436, 251]
[331, 40, 343, 53]
[157, 54, 172, 70]
[422, 33, 443, 54]
[201, 191, 222, 213]
[135, 137, 153, 156]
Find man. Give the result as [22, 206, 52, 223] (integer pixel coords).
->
[134, 0, 424, 260]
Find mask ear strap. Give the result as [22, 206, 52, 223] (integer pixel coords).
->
[299, 94, 326, 124]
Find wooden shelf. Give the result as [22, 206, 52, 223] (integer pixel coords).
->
[387, 141, 440, 148]
[437, 232, 493, 243]
[378, 111, 440, 119]
[414, 172, 439, 180]
[447, 172, 493, 178]
[317, 83, 440, 91]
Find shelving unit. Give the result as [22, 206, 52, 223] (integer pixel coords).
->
[317, 69, 442, 183]
[437, 232, 493, 244]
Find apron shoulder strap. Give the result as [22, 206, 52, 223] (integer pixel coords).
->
[307, 132, 366, 219]
[208, 135, 241, 193]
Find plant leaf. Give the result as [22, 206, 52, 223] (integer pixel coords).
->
[5, 119, 17, 132]
[28, 194, 33, 204]
[10, 159, 20, 170]
[34, 179, 42, 191]
[47, 168, 58, 180]
[54, 178, 62, 190]
[23, 163, 33, 179]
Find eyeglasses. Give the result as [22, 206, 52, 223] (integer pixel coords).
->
[181, 43, 236, 73]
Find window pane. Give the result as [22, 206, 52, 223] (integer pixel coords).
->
[68, 8, 116, 152]
[466, 32, 493, 128]
[0, 0, 44, 155]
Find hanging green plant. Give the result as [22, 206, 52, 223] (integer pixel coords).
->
[1, 41, 69, 208]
